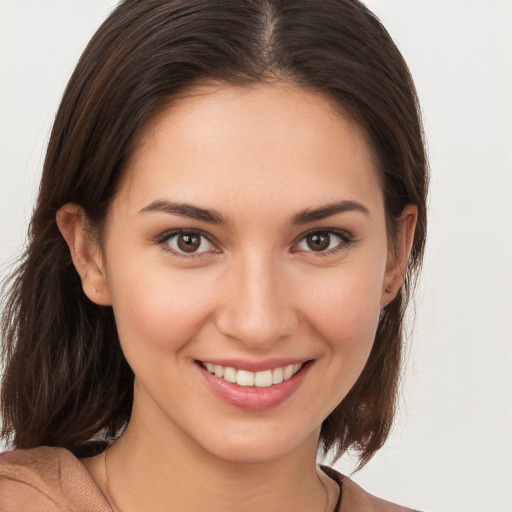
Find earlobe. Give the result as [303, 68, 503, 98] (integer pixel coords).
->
[380, 205, 418, 307]
[56, 204, 112, 306]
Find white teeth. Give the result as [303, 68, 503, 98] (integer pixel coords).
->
[283, 364, 294, 380]
[272, 367, 284, 384]
[236, 370, 254, 386]
[202, 362, 304, 387]
[254, 370, 273, 388]
[223, 367, 237, 383]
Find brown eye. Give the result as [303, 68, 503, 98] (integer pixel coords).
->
[306, 232, 331, 251]
[165, 231, 215, 255]
[295, 230, 349, 254]
[177, 234, 201, 252]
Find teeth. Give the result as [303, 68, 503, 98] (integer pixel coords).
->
[283, 364, 294, 380]
[272, 367, 283, 384]
[202, 362, 304, 387]
[254, 369, 272, 388]
[236, 369, 255, 386]
[223, 367, 237, 383]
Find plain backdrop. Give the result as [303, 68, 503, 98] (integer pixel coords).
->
[1, 1, 511, 511]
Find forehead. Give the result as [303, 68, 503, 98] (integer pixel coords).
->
[116, 82, 383, 216]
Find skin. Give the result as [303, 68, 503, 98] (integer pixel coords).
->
[57, 82, 416, 512]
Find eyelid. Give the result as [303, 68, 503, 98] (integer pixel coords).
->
[155, 228, 221, 258]
[291, 227, 355, 255]
[154, 227, 354, 258]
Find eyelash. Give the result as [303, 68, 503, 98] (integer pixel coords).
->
[155, 228, 354, 259]
[292, 228, 354, 256]
[155, 229, 219, 259]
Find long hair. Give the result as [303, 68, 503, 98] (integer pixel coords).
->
[1, 0, 428, 467]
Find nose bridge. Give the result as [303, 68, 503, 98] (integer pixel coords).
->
[216, 249, 297, 348]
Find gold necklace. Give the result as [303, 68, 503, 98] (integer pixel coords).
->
[318, 467, 331, 512]
[104, 448, 336, 512]
[104, 446, 123, 512]
[317, 465, 339, 512]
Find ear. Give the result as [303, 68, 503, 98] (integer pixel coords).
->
[56, 203, 112, 306]
[380, 205, 418, 307]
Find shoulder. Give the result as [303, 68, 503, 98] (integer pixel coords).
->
[321, 466, 421, 512]
[0, 446, 110, 511]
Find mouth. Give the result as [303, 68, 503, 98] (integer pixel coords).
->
[196, 359, 312, 411]
[200, 361, 304, 388]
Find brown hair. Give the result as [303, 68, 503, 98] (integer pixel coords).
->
[1, 0, 427, 467]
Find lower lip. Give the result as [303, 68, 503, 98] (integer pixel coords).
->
[197, 362, 311, 412]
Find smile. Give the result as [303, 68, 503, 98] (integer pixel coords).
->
[201, 362, 303, 388]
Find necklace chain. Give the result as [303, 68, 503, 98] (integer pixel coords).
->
[104, 447, 335, 512]
[318, 467, 332, 512]
[104, 446, 123, 512]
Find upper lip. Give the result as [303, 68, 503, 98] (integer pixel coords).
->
[196, 358, 311, 372]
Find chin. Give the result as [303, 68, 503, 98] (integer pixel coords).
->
[193, 422, 320, 465]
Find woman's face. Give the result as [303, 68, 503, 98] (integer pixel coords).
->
[93, 83, 405, 463]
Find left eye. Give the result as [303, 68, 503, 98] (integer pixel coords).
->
[165, 231, 215, 254]
[296, 231, 346, 253]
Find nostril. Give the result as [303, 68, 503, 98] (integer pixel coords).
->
[215, 307, 298, 348]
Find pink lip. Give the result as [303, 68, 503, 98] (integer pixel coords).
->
[196, 360, 312, 412]
[199, 358, 307, 372]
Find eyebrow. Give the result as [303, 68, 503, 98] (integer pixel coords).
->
[292, 200, 370, 224]
[139, 199, 369, 225]
[139, 200, 229, 225]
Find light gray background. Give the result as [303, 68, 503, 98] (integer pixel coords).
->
[1, 1, 511, 511]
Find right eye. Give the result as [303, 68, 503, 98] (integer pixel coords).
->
[162, 230, 217, 256]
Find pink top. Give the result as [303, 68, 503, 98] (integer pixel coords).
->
[0, 447, 419, 511]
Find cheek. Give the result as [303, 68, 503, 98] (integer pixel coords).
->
[107, 260, 216, 358]
[290, 267, 384, 416]
[299, 264, 384, 356]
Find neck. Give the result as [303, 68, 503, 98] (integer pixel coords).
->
[98, 396, 334, 512]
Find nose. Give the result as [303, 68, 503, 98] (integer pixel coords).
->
[215, 252, 299, 349]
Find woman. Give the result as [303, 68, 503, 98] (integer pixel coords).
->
[0, 0, 427, 510]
